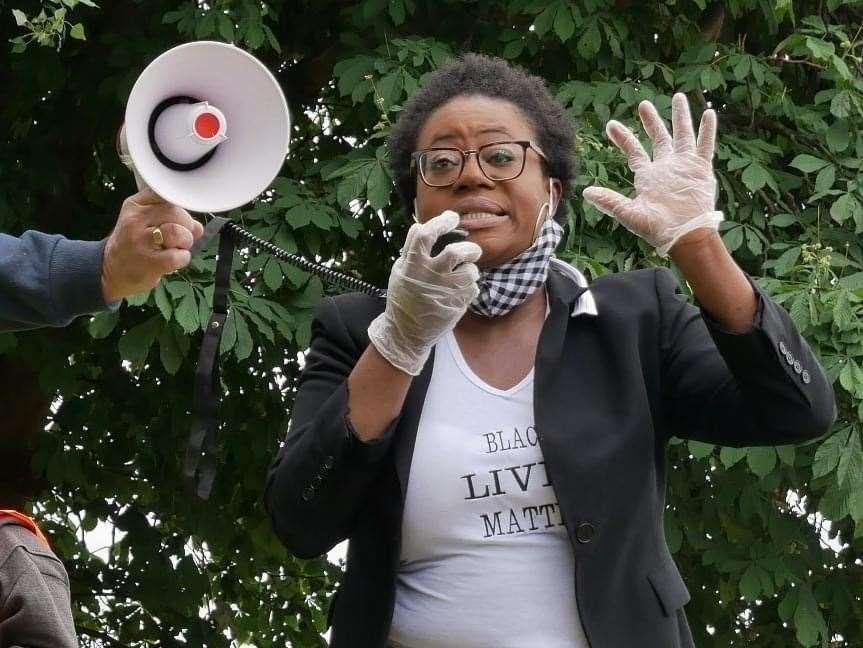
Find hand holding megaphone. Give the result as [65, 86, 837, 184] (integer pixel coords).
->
[107, 41, 290, 304]
[101, 188, 204, 303]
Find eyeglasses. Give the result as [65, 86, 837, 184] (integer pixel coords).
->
[410, 140, 549, 188]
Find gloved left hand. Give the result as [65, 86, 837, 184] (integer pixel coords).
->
[582, 92, 723, 257]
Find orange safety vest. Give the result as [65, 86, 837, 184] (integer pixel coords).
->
[0, 510, 50, 548]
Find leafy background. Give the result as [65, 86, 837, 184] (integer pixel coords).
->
[1, 0, 862, 645]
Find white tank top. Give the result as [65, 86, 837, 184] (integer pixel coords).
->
[388, 329, 589, 648]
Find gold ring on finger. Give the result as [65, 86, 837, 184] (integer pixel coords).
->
[152, 227, 165, 248]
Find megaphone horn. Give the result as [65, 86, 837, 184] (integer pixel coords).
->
[118, 41, 290, 213]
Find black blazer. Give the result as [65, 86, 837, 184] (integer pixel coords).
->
[265, 265, 836, 648]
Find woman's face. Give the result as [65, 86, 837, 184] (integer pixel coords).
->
[413, 95, 560, 270]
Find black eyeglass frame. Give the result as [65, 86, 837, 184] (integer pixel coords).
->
[410, 140, 550, 188]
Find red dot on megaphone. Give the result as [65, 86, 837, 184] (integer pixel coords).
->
[194, 112, 221, 139]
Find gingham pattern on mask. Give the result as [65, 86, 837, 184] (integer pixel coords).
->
[468, 217, 564, 318]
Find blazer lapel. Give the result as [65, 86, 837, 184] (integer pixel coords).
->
[394, 348, 435, 498]
[537, 268, 588, 368]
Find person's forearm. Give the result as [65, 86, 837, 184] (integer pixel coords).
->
[669, 229, 757, 334]
[346, 344, 414, 442]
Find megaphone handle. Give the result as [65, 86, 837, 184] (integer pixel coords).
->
[117, 124, 148, 191]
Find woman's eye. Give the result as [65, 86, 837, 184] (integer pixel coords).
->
[429, 156, 458, 169]
[485, 149, 516, 166]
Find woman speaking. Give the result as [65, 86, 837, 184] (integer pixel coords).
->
[265, 54, 836, 648]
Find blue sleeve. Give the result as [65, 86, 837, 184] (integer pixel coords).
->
[0, 230, 118, 331]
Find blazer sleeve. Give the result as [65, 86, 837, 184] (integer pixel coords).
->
[264, 296, 399, 559]
[656, 267, 836, 446]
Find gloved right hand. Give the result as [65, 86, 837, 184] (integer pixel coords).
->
[368, 210, 481, 376]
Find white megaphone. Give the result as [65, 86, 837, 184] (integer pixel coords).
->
[118, 41, 290, 213]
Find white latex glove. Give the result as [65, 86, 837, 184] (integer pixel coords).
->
[582, 92, 723, 257]
[368, 210, 481, 376]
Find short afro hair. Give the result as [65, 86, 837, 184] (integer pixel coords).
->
[388, 53, 577, 224]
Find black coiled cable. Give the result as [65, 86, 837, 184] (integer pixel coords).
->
[223, 221, 387, 298]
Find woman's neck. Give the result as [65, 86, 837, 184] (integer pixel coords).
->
[456, 286, 548, 338]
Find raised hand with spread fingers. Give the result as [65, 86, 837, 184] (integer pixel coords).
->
[582, 92, 723, 257]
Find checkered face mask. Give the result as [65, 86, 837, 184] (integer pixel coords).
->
[468, 215, 563, 318]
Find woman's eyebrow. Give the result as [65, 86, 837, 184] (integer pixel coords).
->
[427, 126, 514, 147]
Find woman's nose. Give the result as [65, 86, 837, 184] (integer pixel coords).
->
[455, 152, 494, 189]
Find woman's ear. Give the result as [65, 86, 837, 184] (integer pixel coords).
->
[549, 178, 563, 216]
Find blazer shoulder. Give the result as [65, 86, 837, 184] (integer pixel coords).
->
[314, 291, 387, 339]
[588, 267, 679, 313]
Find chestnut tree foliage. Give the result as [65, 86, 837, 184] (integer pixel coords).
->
[2, 0, 862, 645]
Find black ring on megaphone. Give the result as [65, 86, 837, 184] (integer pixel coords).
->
[148, 96, 219, 172]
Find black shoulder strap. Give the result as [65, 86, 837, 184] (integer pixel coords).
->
[184, 218, 234, 500]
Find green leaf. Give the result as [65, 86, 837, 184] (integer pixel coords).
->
[388, 0, 406, 25]
[778, 588, 798, 623]
[263, 259, 283, 292]
[366, 163, 391, 209]
[830, 194, 862, 225]
[826, 119, 850, 152]
[773, 247, 801, 276]
[813, 426, 851, 478]
[245, 23, 265, 50]
[286, 205, 311, 228]
[833, 289, 854, 330]
[577, 20, 602, 58]
[722, 225, 744, 252]
[794, 584, 828, 646]
[310, 207, 332, 230]
[88, 310, 120, 339]
[216, 13, 234, 41]
[720, 446, 748, 468]
[532, 6, 556, 37]
[789, 154, 830, 173]
[814, 165, 835, 193]
[118, 316, 162, 369]
[805, 37, 835, 60]
[125, 290, 151, 307]
[839, 272, 863, 291]
[219, 310, 237, 355]
[502, 39, 525, 59]
[836, 428, 863, 488]
[69, 23, 86, 40]
[234, 311, 254, 361]
[732, 55, 751, 81]
[688, 440, 714, 459]
[174, 287, 200, 334]
[739, 564, 766, 601]
[154, 283, 173, 321]
[553, 5, 575, 43]
[830, 90, 851, 118]
[742, 162, 770, 191]
[769, 213, 797, 227]
[158, 324, 188, 375]
[747, 447, 777, 478]
[776, 445, 795, 466]
[789, 291, 810, 330]
[665, 512, 683, 553]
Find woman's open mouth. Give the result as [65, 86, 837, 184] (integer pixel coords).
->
[458, 212, 509, 230]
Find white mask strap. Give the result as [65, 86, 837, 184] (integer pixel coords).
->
[548, 177, 557, 216]
[532, 177, 557, 242]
